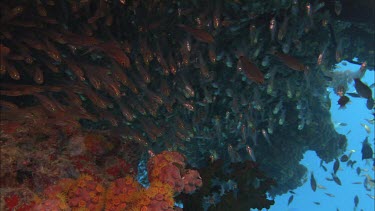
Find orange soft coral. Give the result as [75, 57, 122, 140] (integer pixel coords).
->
[105, 176, 140, 211]
[130, 181, 175, 211]
[147, 151, 202, 194]
[32, 179, 73, 211]
[27, 151, 201, 210]
[67, 175, 105, 211]
[83, 133, 113, 156]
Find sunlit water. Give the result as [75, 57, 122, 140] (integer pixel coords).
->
[267, 61, 375, 211]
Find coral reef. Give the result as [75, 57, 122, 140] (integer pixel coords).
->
[130, 181, 175, 211]
[66, 175, 105, 210]
[177, 160, 275, 211]
[1, 0, 371, 209]
[0, 151, 201, 211]
[105, 176, 140, 211]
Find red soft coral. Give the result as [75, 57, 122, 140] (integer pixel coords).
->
[182, 169, 203, 194]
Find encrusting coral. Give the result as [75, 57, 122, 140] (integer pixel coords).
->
[1, 151, 202, 210]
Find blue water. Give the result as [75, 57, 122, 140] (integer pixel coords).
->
[266, 62, 375, 211]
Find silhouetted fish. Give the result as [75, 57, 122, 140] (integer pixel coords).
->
[337, 96, 349, 109]
[333, 158, 340, 174]
[356, 167, 361, 176]
[354, 195, 359, 208]
[313, 202, 320, 205]
[310, 172, 317, 191]
[325, 193, 335, 197]
[366, 98, 374, 110]
[364, 176, 372, 191]
[346, 92, 361, 98]
[332, 173, 342, 186]
[288, 195, 294, 206]
[354, 78, 372, 99]
[340, 154, 349, 162]
[347, 160, 357, 168]
[361, 137, 374, 160]
[360, 123, 371, 134]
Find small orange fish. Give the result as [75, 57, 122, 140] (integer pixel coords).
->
[111, 61, 139, 94]
[65, 91, 82, 107]
[36, 0, 47, 17]
[88, 0, 107, 24]
[246, 145, 256, 161]
[0, 45, 10, 74]
[100, 110, 118, 126]
[0, 44, 10, 57]
[1, 6, 24, 22]
[269, 17, 277, 41]
[135, 57, 151, 84]
[101, 77, 122, 99]
[34, 93, 60, 113]
[33, 66, 44, 84]
[128, 97, 146, 115]
[0, 100, 19, 110]
[6, 62, 20, 80]
[117, 100, 135, 122]
[39, 56, 60, 73]
[208, 44, 217, 63]
[168, 53, 177, 75]
[176, 95, 195, 111]
[238, 56, 264, 84]
[155, 44, 169, 76]
[43, 39, 62, 62]
[95, 42, 131, 68]
[20, 36, 45, 51]
[64, 58, 85, 81]
[82, 64, 101, 90]
[62, 31, 101, 46]
[278, 16, 289, 41]
[177, 24, 214, 43]
[83, 88, 111, 109]
[10, 41, 34, 64]
[160, 79, 171, 97]
[272, 51, 308, 72]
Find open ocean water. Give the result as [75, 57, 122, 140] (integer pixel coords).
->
[268, 61, 375, 211]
